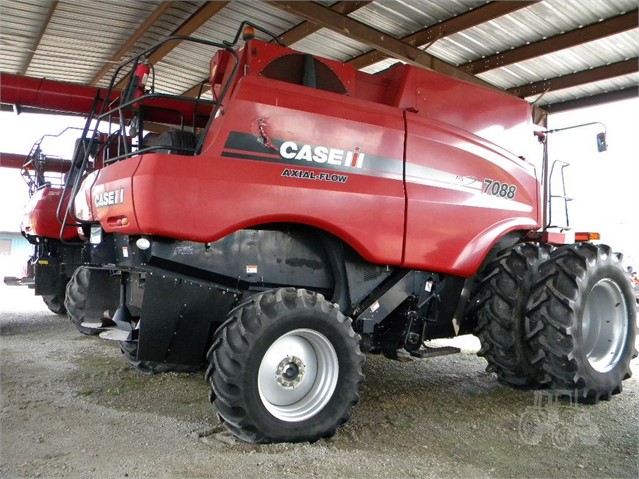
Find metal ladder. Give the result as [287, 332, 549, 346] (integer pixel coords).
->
[546, 159, 572, 230]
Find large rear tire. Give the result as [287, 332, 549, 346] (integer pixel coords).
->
[525, 243, 637, 402]
[468, 243, 551, 388]
[206, 288, 365, 443]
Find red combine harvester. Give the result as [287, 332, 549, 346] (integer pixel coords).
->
[2, 23, 636, 443]
[2, 127, 125, 334]
[2, 129, 94, 317]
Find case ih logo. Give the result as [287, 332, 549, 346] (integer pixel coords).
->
[222, 132, 380, 174]
[95, 188, 125, 208]
[279, 141, 364, 168]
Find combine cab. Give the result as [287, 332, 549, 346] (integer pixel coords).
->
[12, 22, 637, 443]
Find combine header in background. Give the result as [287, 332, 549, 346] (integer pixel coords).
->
[2, 22, 636, 444]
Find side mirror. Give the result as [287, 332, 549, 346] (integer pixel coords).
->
[596, 132, 607, 152]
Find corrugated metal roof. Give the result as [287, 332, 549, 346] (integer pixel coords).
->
[1, 0, 637, 110]
[350, 0, 487, 38]
[150, 1, 303, 95]
[293, 30, 372, 62]
[0, 0, 52, 75]
[424, 0, 639, 105]
[26, 1, 177, 84]
[529, 71, 639, 105]
[477, 29, 639, 90]
[94, 2, 203, 89]
[429, 0, 639, 64]
[356, 0, 639, 106]
[298, 0, 488, 70]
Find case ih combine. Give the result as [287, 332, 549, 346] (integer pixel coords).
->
[2, 23, 636, 443]
[4, 128, 121, 335]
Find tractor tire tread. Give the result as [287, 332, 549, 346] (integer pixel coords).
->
[524, 243, 637, 403]
[206, 287, 364, 443]
[64, 267, 98, 336]
[468, 243, 552, 388]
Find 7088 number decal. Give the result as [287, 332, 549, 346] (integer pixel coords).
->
[483, 178, 517, 199]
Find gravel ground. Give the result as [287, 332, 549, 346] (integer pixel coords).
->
[1, 283, 638, 479]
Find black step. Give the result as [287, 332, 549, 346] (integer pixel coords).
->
[409, 345, 461, 359]
[387, 345, 462, 361]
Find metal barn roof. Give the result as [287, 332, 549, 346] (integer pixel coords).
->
[0, 0, 637, 113]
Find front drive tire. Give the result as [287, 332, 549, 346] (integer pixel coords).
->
[206, 288, 365, 443]
[525, 243, 638, 402]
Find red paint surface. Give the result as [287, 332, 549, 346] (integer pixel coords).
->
[21, 187, 78, 240]
[0, 73, 212, 128]
[81, 40, 542, 275]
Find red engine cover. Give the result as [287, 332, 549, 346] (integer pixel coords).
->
[21, 187, 78, 240]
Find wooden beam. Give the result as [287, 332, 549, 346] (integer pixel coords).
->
[268, 1, 497, 90]
[349, 0, 536, 70]
[508, 58, 639, 98]
[277, 1, 371, 46]
[91, 1, 175, 86]
[463, 10, 639, 74]
[22, 1, 58, 75]
[114, 1, 228, 90]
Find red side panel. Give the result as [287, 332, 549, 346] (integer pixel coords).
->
[128, 76, 406, 265]
[396, 65, 541, 275]
[391, 64, 535, 160]
[21, 187, 78, 240]
[403, 114, 539, 276]
[90, 158, 141, 233]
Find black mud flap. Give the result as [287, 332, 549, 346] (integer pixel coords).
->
[85, 268, 120, 319]
[137, 270, 238, 366]
[33, 261, 58, 296]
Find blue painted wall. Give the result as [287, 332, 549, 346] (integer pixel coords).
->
[0, 232, 33, 277]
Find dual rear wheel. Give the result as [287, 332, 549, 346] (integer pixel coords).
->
[526, 243, 637, 402]
[471, 242, 637, 402]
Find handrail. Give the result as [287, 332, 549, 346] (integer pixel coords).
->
[546, 159, 572, 230]
[56, 30, 246, 242]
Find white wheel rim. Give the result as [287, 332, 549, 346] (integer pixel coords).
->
[258, 328, 338, 422]
[582, 279, 628, 373]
